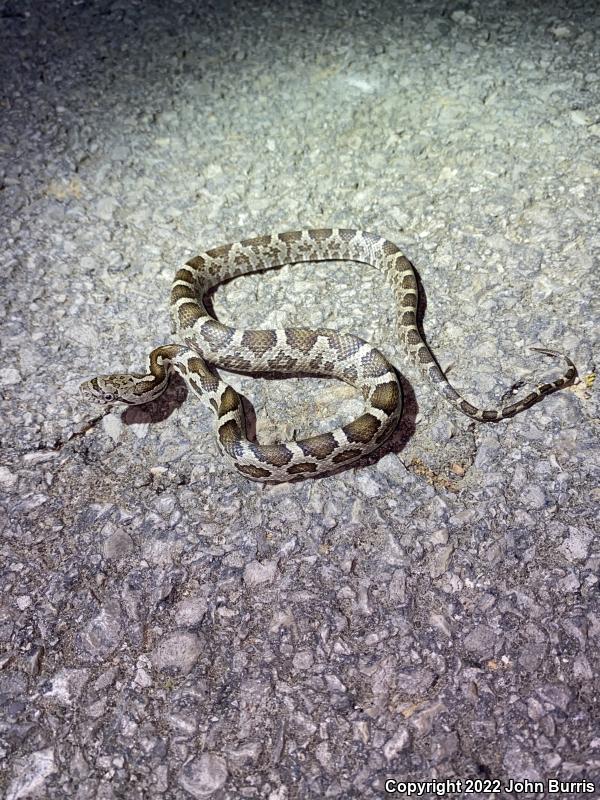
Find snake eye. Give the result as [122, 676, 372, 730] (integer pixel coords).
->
[103, 393, 115, 402]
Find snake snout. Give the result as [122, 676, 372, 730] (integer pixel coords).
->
[79, 377, 119, 405]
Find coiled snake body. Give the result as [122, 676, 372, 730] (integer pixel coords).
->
[80, 228, 576, 482]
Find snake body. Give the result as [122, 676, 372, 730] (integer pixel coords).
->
[80, 228, 576, 482]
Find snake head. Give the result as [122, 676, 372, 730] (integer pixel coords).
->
[79, 374, 139, 405]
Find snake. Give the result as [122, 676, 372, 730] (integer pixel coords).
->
[80, 228, 577, 482]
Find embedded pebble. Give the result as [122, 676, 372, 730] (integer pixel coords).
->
[0, 367, 22, 386]
[559, 526, 594, 562]
[102, 525, 135, 559]
[178, 754, 228, 798]
[383, 728, 409, 760]
[151, 632, 203, 674]
[0, 466, 18, 489]
[464, 625, 498, 659]
[6, 748, 57, 800]
[243, 559, 278, 587]
[519, 483, 547, 510]
[43, 668, 90, 706]
[173, 597, 209, 626]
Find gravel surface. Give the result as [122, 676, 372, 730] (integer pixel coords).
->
[1, 0, 599, 798]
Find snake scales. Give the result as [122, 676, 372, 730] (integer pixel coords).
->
[80, 228, 576, 482]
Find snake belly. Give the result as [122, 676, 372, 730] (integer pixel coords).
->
[80, 228, 577, 482]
